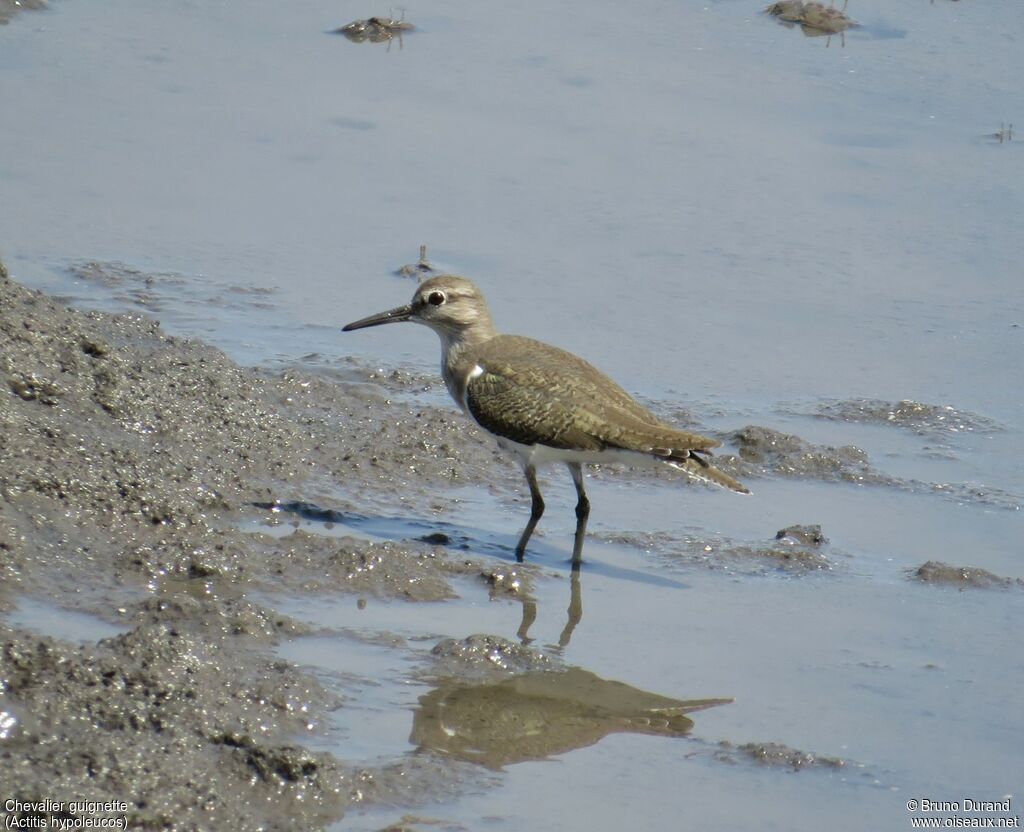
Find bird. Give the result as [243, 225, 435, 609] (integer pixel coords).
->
[342, 275, 749, 568]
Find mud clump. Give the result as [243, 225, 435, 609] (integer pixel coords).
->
[912, 561, 1023, 590]
[430, 634, 556, 678]
[816, 398, 1001, 437]
[333, 15, 414, 45]
[729, 425, 887, 485]
[716, 523, 835, 570]
[715, 740, 845, 770]
[715, 422, 1018, 511]
[480, 565, 533, 598]
[596, 525, 835, 574]
[0, 0, 46, 25]
[712, 530, 833, 573]
[775, 524, 827, 546]
[766, 1, 857, 35]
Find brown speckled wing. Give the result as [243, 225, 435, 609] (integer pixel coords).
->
[465, 335, 720, 453]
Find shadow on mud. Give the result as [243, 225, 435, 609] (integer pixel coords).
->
[251, 500, 690, 647]
[251, 500, 690, 590]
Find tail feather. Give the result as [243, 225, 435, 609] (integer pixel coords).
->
[667, 455, 750, 494]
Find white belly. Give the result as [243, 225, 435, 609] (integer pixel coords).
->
[494, 436, 662, 471]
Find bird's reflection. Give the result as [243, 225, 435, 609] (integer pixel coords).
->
[503, 568, 581, 648]
[410, 666, 731, 769]
[560, 569, 583, 647]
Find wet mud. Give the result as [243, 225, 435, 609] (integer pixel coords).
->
[244, 521, 537, 602]
[765, 1, 857, 36]
[912, 561, 1024, 590]
[0, 0, 46, 26]
[333, 15, 415, 46]
[0, 263, 519, 828]
[596, 523, 837, 574]
[722, 424, 1020, 511]
[0, 620, 347, 829]
[814, 398, 1002, 437]
[66, 260, 278, 317]
[711, 740, 846, 771]
[729, 424, 891, 485]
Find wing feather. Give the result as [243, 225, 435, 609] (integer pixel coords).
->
[465, 335, 720, 454]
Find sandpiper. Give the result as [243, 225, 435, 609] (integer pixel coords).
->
[343, 275, 749, 567]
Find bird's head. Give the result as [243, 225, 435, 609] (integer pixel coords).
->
[342, 275, 495, 341]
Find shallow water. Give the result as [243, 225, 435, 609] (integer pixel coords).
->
[2, 0, 1022, 829]
[6, 597, 129, 643]
[261, 514, 1023, 831]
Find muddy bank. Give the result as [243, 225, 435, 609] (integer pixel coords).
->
[0, 619, 346, 829]
[0, 260, 509, 588]
[0, 261, 519, 829]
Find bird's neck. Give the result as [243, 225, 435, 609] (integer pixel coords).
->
[436, 319, 497, 411]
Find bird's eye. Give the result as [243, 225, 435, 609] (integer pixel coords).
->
[427, 291, 446, 306]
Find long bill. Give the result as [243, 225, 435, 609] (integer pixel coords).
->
[342, 304, 413, 331]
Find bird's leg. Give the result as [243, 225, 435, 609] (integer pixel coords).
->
[514, 464, 544, 563]
[567, 462, 590, 569]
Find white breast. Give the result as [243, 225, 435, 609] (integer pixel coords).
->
[457, 364, 486, 414]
